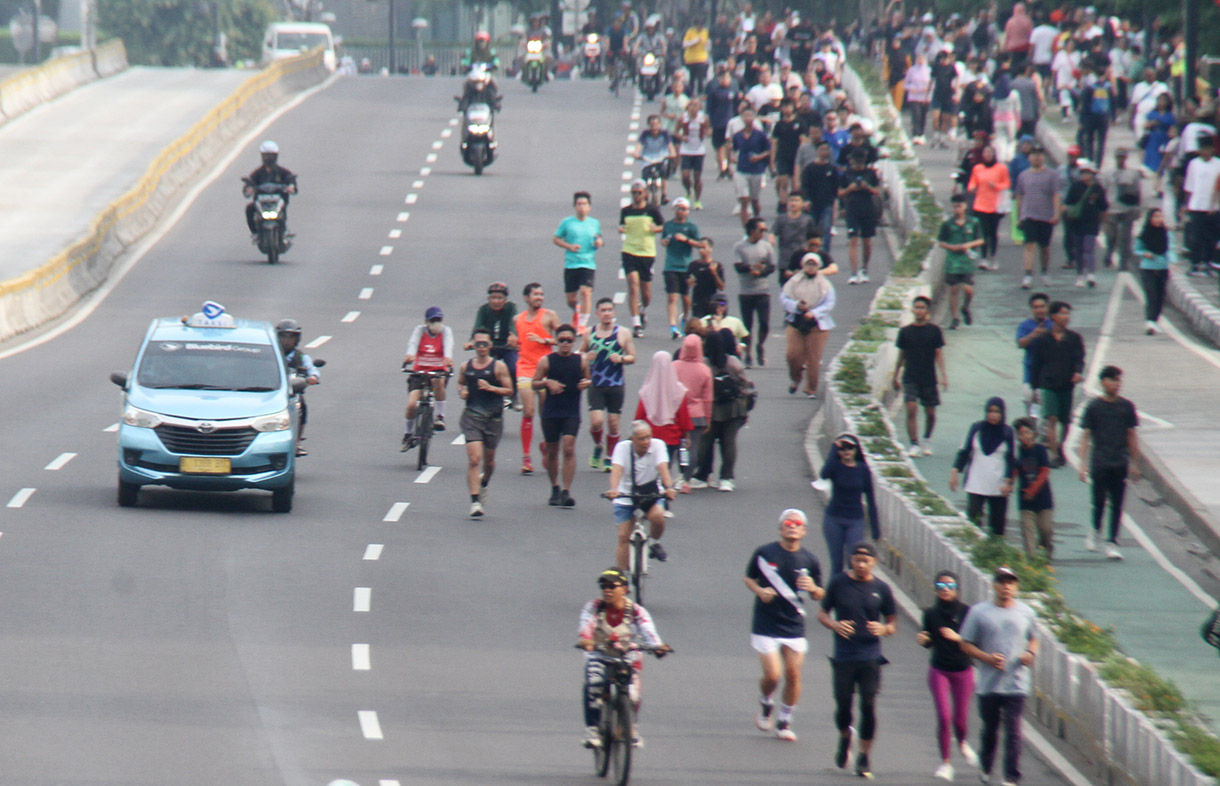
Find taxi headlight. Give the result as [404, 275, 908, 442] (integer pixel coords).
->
[122, 405, 163, 429]
[252, 409, 292, 432]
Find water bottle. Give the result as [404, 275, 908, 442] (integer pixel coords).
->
[797, 568, 810, 598]
[678, 444, 690, 473]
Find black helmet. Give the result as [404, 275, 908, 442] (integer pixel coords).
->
[487, 281, 509, 295]
[276, 318, 302, 335]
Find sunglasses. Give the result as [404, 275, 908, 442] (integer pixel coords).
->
[473, 341, 491, 348]
[836, 444, 855, 451]
[556, 337, 575, 344]
[935, 581, 958, 590]
[781, 519, 805, 527]
[599, 581, 625, 589]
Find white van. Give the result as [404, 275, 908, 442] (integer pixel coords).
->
[262, 22, 336, 71]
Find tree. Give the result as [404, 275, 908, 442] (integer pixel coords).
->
[99, 0, 275, 67]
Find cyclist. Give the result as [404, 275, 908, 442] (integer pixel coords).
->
[607, 420, 678, 568]
[532, 324, 592, 508]
[605, 18, 629, 88]
[401, 306, 454, 451]
[276, 319, 319, 457]
[619, 177, 665, 339]
[468, 282, 519, 409]
[458, 328, 514, 518]
[634, 114, 676, 206]
[514, 283, 563, 474]
[581, 298, 637, 472]
[578, 567, 671, 749]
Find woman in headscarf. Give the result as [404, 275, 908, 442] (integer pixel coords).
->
[915, 571, 977, 782]
[1135, 208, 1174, 335]
[818, 432, 879, 576]
[634, 351, 693, 467]
[966, 144, 1012, 268]
[673, 335, 713, 492]
[949, 396, 1016, 536]
[904, 51, 934, 145]
[690, 329, 751, 492]
[779, 252, 836, 397]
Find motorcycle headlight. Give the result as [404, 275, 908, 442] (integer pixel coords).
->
[587, 34, 599, 43]
[252, 409, 292, 432]
[526, 40, 543, 53]
[261, 210, 279, 219]
[468, 123, 492, 135]
[643, 53, 656, 65]
[122, 405, 163, 429]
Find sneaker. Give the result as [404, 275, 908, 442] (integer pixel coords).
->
[756, 345, 765, 366]
[859, 270, 870, 283]
[1145, 320, 1158, 335]
[648, 541, 668, 562]
[718, 479, 735, 492]
[549, 487, 561, 506]
[960, 741, 980, 767]
[632, 325, 645, 339]
[856, 752, 873, 779]
[922, 441, 934, 457]
[1104, 541, 1123, 560]
[1021, 274, 1032, 289]
[949, 317, 961, 330]
[469, 501, 485, 518]
[1074, 276, 1085, 288]
[432, 416, 445, 432]
[602, 457, 613, 472]
[934, 762, 955, 781]
[1084, 529, 1097, 552]
[1087, 274, 1096, 288]
[400, 434, 414, 452]
[908, 442, 922, 457]
[670, 326, 682, 340]
[521, 456, 533, 475]
[775, 720, 797, 742]
[961, 305, 973, 325]
[688, 477, 709, 489]
[755, 701, 775, 731]
[560, 491, 576, 508]
[583, 725, 602, 748]
[295, 444, 308, 457]
[848, 273, 859, 285]
[979, 773, 991, 785]
[835, 729, 853, 768]
[478, 485, 488, 505]
[590, 444, 603, 469]
[512, 397, 523, 411]
[693, 200, 703, 210]
[1041, 275, 1051, 287]
[743, 352, 753, 368]
[632, 729, 644, 748]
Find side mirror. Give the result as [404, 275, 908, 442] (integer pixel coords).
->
[313, 358, 327, 368]
[291, 378, 308, 394]
[110, 371, 128, 388]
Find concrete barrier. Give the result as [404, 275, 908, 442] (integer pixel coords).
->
[816, 59, 1219, 786]
[0, 48, 332, 343]
[0, 40, 128, 123]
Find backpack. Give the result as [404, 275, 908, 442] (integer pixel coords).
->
[1087, 82, 1111, 116]
[712, 367, 742, 403]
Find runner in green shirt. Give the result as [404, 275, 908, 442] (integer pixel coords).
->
[938, 194, 985, 330]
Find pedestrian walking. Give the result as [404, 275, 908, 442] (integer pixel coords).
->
[1014, 292, 1050, 418]
[1181, 136, 1220, 276]
[955, 566, 1039, 786]
[780, 251, 836, 397]
[1015, 145, 1063, 288]
[992, 68, 1022, 163]
[839, 151, 882, 284]
[1078, 365, 1140, 560]
[1014, 416, 1055, 559]
[634, 350, 694, 472]
[1102, 149, 1140, 270]
[799, 141, 840, 250]
[893, 296, 948, 458]
[673, 334, 712, 491]
[1139, 93, 1175, 175]
[691, 328, 752, 492]
[967, 147, 1011, 269]
[818, 433, 880, 577]
[904, 52, 933, 145]
[1029, 301, 1086, 467]
[745, 508, 826, 742]
[949, 397, 1016, 537]
[733, 216, 776, 367]
[1136, 209, 1173, 334]
[818, 542, 897, 780]
[457, 328, 514, 518]
[1076, 63, 1114, 164]
[1062, 159, 1108, 288]
[916, 571, 979, 782]
[940, 194, 984, 330]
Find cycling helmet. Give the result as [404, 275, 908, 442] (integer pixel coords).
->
[475, 30, 491, 43]
[260, 140, 280, 155]
[487, 282, 509, 296]
[276, 318, 302, 335]
[599, 567, 629, 587]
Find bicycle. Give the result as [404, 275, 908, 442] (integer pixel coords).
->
[578, 642, 671, 786]
[607, 52, 622, 97]
[401, 368, 450, 471]
[639, 156, 667, 209]
[603, 491, 666, 605]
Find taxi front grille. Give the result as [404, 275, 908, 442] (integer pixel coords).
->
[156, 425, 258, 455]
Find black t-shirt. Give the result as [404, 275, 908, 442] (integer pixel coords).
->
[747, 541, 822, 638]
[787, 24, 816, 71]
[932, 61, 957, 101]
[771, 118, 808, 162]
[1080, 396, 1138, 469]
[837, 140, 879, 167]
[785, 247, 835, 281]
[688, 259, 724, 302]
[896, 322, 945, 385]
[1017, 442, 1054, 510]
[821, 572, 896, 661]
[839, 167, 880, 218]
[801, 161, 840, 210]
[921, 600, 972, 672]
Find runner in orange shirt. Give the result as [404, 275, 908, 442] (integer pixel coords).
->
[515, 282, 563, 474]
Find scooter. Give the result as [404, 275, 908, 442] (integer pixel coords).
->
[460, 103, 496, 175]
[523, 38, 546, 92]
[638, 51, 662, 100]
[243, 179, 294, 264]
[582, 33, 603, 77]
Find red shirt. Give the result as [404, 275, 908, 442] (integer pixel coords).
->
[635, 396, 694, 446]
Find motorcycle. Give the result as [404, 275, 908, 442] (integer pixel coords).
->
[582, 33, 603, 77]
[638, 51, 662, 101]
[460, 102, 496, 175]
[243, 179, 294, 264]
[523, 38, 546, 92]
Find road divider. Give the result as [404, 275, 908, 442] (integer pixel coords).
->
[0, 47, 332, 344]
[0, 40, 127, 124]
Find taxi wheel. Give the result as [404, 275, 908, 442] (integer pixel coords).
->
[271, 482, 294, 513]
[117, 480, 139, 508]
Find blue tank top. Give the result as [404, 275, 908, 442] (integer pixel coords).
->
[588, 326, 626, 388]
[541, 352, 583, 418]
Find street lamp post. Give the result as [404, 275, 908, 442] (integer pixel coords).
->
[412, 17, 428, 74]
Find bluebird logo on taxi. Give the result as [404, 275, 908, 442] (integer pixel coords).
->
[201, 301, 226, 320]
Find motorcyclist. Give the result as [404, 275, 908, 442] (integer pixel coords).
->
[276, 319, 319, 457]
[458, 63, 502, 112]
[523, 12, 554, 79]
[461, 30, 500, 72]
[634, 15, 667, 69]
[244, 141, 296, 235]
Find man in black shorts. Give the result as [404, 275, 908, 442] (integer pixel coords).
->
[892, 296, 947, 457]
[838, 151, 882, 285]
[533, 324, 592, 508]
[619, 181, 666, 338]
[660, 197, 704, 340]
[769, 97, 808, 212]
[1015, 145, 1063, 289]
[581, 298, 637, 471]
[458, 328, 514, 518]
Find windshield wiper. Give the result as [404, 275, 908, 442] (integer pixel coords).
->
[142, 383, 230, 390]
[231, 386, 277, 392]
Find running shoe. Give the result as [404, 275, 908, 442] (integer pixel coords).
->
[949, 317, 960, 330]
[1084, 529, 1097, 551]
[775, 720, 797, 742]
[583, 726, 602, 748]
[848, 273, 859, 285]
[549, 487, 562, 506]
[756, 345, 765, 366]
[859, 270, 870, 284]
[693, 200, 703, 210]
[961, 304, 973, 325]
[1104, 541, 1123, 560]
[560, 491, 576, 508]
[602, 457, 613, 472]
[400, 434, 414, 452]
[960, 741, 980, 767]
[856, 752, 873, 779]
[934, 762, 955, 781]
[1145, 320, 1158, 335]
[433, 416, 446, 432]
[907, 442, 922, 457]
[648, 541, 668, 562]
[590, 444, 603, 469]
[835, 728, 853, 768]
[469, 501, 484, 518]
[633, 325, 645, 339]
[688, 478, 709, 489]
[921, 441, 934, 457]
[295, 445, 308, 457]
[1021, 274, 1032, 289]
[718, 479, 735, 492]
[632, 728, 644, 748]
[671, 325, 682, 340]
[1074, 276, 1085, 288]
[478, 484, 488, 505]
[755, 701, 775, 731]
[1087, 273, 1096, 288]
[521, 456, 533, 474]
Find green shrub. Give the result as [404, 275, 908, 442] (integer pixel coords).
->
[1173, 721, 1220, 777]
[834, 354, 870, 394]
[1100, 657, 1187, 713]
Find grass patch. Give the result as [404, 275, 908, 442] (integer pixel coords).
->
[879, 464, 913, 478]
[849, 340, 883, 354]
[863, 438, 901, 460]
[1100, 657, 1187, 714]
[893, 232, 934, 277]
[834, 354, 870, 394]
[1173, 721, 1220, 778]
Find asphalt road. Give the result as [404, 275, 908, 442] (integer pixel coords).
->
[0, 74, 1088, 786]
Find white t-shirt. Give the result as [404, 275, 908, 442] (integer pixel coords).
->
[1184, 156, 1220, 212]
[1051, 49, 1079, 90]
[1030, 25, 1058, 65]
[1181, 122, 1217, 156]
[677, 110, 709, 156]
[612, 438, 669, 499]
[746, 82, 783, 112]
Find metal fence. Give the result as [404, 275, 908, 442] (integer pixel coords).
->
[342, 44, 467, 76]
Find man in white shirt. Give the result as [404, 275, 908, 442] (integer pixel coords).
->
[1129, 67, 1169, 138]
[606, 420, 678, 568]
[746, 66, 784, 120]
[1029, 19, 1058, 81]
[1182, 138, 1220, 275]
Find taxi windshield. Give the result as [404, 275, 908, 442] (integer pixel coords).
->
[276, 32, 329, 51]
[137, 341, 281, 391]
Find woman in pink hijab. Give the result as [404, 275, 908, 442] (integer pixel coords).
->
[673, 335, 713, 492]
[634, 350, 694, 465]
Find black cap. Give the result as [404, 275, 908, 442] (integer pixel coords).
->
[852, 541, 878, 558]
[994, 566, 1020, 582]
[599, 567, 629, 586]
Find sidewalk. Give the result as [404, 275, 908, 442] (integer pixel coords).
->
[889, 116, 1220, 730]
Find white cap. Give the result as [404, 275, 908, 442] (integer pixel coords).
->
[672, 197, 690, 208]
[779, 508, 808, 526]
[259, 140, 279, 154]
[1076, 158, 1097, 172]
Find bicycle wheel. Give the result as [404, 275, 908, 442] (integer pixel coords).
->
[416, 403, 433, 471]
[630, 527, 647, 606]
[594, 696, 611, 777]
[609, 691, 634, 786]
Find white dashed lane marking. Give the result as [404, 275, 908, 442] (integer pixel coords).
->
[353, 587, 371, 612]
[613, 291, 626, 304]
[388, 229, 402, 240]
[369, 265, 384, 276]
[623, 157, 634, 165]
[420, 167, 432, 176]
[7, 489, 35, 508]
[415, 466, 441, 484]
[379, 246, 393, 256]
[358, 710, 383, 739]
[103, 423, 119, 432]
[621, 171, 632, 180]
[397, 211, 410, 222]
[359, 288, 374, 300]
[304, 335, 331, 349]
[441, 128, 453, 138]
[380, 781, 402, 786]
[425, 153, 438, 163]
[618, 268, 626, 280]
[405, 194, 418, 205]
[448, 118, 459, 126]
[44, 453, 76, 471]
[431, 140, 443, 149]
[383, 502, 410, 522]
[341, 311, 361, 323]
[629, 121, 639, 130]
[363, 544, 384, 560]
[450, 434, 466, 445]
[412, 180, 424, 188]
[352, 643, 371, 671]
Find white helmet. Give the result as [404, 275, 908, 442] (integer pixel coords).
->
[259, 140, 280, 154]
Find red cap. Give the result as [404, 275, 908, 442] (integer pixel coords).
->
[1066, 144, 1081, 157]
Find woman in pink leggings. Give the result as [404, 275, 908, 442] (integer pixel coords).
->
[915, 571, 980, 781]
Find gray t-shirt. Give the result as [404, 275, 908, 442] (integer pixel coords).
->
[1012, 75, 1040, 122]
[733, 237, 776, 295]
[771, 213, 815, 276]
[1015, 167, 1063, 223]
[959, 599, 1038, 695]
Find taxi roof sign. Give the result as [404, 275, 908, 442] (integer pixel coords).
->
[184, 301, 236, 328]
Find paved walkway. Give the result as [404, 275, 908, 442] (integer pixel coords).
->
[888, 110, 1220, 730]
[0, 66, 249, 281]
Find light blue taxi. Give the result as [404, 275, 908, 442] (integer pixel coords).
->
[109, 302, 303, 512]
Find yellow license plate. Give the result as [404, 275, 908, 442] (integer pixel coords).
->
[179, 456, 231, 474]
